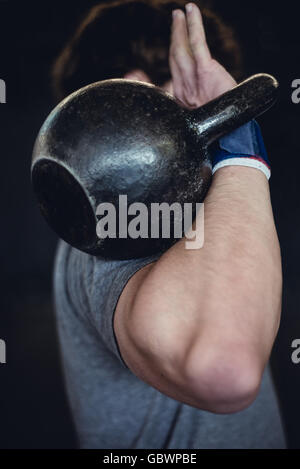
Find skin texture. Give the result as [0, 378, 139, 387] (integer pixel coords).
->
[115, 2, 282, 413]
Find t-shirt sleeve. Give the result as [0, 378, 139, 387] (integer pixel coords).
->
[60, 241, 161, 369]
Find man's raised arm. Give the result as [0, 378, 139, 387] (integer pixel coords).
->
[114, 3, 282, 414]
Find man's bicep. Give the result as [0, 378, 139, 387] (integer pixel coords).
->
[112, 259, 200, 408]
[113, 270, 200, 411]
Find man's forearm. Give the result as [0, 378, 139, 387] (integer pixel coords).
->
[127, 165, 282, 412]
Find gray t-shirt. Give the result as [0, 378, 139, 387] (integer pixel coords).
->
[53, 240, 287, 449]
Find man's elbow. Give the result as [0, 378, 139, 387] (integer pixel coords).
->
[183, 343, 262, 414]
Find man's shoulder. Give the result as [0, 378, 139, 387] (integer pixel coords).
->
[53, 240, 161, 367]
[53, 241, 95, 311]
[53, 239, 161, 305]
[54, 240, 95, 282]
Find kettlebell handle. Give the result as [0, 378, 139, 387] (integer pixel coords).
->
[189, 73, 278, 145]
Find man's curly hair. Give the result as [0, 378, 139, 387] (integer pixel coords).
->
[52, 0, 244, 102]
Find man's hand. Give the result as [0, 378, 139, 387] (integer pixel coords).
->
[169, 3, 236, 108]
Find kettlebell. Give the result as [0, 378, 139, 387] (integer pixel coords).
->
[31, 74, 278, 259]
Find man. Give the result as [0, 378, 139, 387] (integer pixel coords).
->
[53, 0, 286, 448]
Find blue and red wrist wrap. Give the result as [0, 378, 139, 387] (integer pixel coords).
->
[211, 120, 271, 180]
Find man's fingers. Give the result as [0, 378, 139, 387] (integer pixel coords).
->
[169, 53, 184, 104]
[185, 3, 211, 69]
[170, 9, 197, 97]
[171, 10, 192, 60]
[169, 15, 182, 101]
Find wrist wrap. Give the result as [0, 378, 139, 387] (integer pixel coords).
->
[211, 120, 271, 180]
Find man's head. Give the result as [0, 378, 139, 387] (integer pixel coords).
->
[52, 0, 243, 102]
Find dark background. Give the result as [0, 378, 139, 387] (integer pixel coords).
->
[0, 0, 299, 449]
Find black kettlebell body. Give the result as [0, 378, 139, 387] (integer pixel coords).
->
[31, 74, 278, 259]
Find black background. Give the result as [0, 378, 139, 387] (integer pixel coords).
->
[0, 0, 299, 449]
